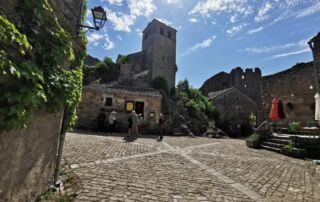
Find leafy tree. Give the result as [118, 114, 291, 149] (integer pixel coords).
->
[83, 57, 120, 84]
[116, 55, 128, 64]
[177, 79, 219, 121]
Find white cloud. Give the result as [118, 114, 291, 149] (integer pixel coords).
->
[229, 15, 237, 23]
[136, 28, 143, 37]
[157, 18, 173, 26]
[103, 34, 115, 50]
[226, 23, 246, 35]
[182, 35, 216, 56]
[165, 0, 181, 4]
[267, 48, 310, 59]
[189, 0, 253, 16]
[255, 2, 272, 22]
[116, 35, 122, 40]
[189, 18, 198, 23]
[248, 26, 264, 34]
[105, 8, 136, 32]
[103, 0, 123, 6]
[241, 38, 310, 53]
[295, 2, 320, 18]
[128, 0, 156, 17]
[87, 33, 104, 44]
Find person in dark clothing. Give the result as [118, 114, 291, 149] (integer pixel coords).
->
[97, 108, 106, 132]
[157, 114, 164, 141]
[128, 115, 133, 136]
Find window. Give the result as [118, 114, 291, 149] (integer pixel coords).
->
[162, 54, 165, 61]
[160, 27, 164, 35]
[168, 31, 171, 39]
[105, 97, 113, 107]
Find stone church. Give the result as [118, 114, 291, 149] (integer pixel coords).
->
[76, 19, 178, 132]
[119, 19, 177, 89]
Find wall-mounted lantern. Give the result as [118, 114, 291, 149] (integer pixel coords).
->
[77, 6, 107, 34]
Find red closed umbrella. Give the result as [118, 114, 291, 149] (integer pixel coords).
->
[270, 98, 279, 121]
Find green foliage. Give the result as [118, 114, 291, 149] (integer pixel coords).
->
[92, 57, 119, 84]
[289, 121, 301, 132]
[0, 0, 86, 132]
[248, 113, 256, 126]
[282, 140, 307, 158]
[282, 141, 294, 153]
[151, 76, 169, 94]
[291, 136, 320, 158]
[245, 133, 261, 148]
[116, 54, 128, 64]
[177, 79, 219, 121]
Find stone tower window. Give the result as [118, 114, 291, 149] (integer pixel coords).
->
[168, 31, 171, 39]
[162, 54, 165, 61]
[160, 27, 164, 35]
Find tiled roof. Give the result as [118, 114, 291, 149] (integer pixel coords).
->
[84, 83, 162, 97]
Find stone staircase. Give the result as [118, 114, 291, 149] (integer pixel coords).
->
[261, 135, 290, 153]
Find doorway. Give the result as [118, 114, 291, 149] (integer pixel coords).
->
[135, 102, 144, 116]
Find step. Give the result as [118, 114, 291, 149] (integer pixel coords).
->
[268, 138, 290, 145]
[261, 141, 285, 149]
[271, 135, 290, 140]
[261, 145, 282, 153]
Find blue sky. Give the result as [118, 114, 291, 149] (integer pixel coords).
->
[85, 0, 320, 88]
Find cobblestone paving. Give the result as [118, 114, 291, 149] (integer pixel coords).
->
[63, 132, 320, 202]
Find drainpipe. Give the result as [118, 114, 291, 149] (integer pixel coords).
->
[54, 106, 68, 186]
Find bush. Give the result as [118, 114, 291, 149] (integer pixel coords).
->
[290, 136, 320, 158]
[289, 121, 301, 132]
[282, 141, 307, 158]
[246, 133, 261, 148]
[177, 79, 219, 122]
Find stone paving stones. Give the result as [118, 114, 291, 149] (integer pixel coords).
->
[63, 132, 320, 202]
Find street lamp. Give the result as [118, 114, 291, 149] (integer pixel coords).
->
[77, 6, 107, 33]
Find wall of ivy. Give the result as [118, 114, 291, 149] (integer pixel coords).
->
[0, 0, 86, 132]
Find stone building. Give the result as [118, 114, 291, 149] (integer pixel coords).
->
[201, 67, 264, 128]
[0, 0, 85, 201]
[119, 19, 177, 89]
[208, 87, 257, 135]
[77, 83, 162, 132]
[261, 32, 320, 125]
[261, 62, 317, 125]
[201, 32, 320, 128]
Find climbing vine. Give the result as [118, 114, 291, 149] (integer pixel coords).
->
[0, 0, 87, 132]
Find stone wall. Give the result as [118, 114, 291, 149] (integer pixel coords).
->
[0, 110, 63, 201]
[0, 0, 84, 201]
[77, 86, 162, 133]
[200, 67, 262, 104]
[261, 62, 318, 125]
[209, 88, 257, 136]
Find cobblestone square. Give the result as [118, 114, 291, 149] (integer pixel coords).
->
[63, 132, 320, 201]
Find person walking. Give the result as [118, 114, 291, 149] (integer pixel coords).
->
[96, 108, 106, 132]
[109, 110, 117, 134]
[127, 114, 133, 137]
[138, 114, 144, 135]
[131, 111, 139, 136]
[157, 113, 164, 141]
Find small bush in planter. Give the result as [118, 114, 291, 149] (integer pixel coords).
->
[282, 141, 307, 158]
[289, 121, 301, 132]
[246, 133, 261, 148]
